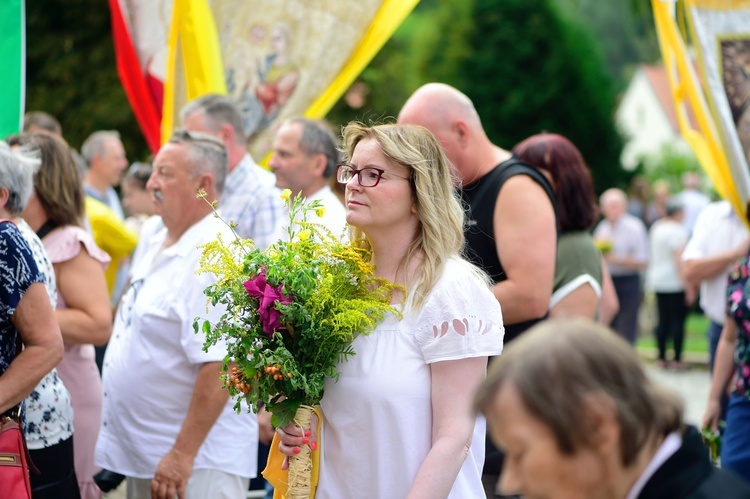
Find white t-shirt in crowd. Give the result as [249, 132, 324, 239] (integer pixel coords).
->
[274, 185, 348, 242]
[317, 259, 504, 498]
[306, 185, 347, 237]
[594, 213, 649, 276]
[679, 188, 710, 234]
[682, 201, 749, 324]
[95, 213, 258, 479]
[646, 218, 689, 293]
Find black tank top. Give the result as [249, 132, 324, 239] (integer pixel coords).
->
[460, 156, 558, 343]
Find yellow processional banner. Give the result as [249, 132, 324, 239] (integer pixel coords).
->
[114, 0, 419, 160]
[651, 0, 750, 224]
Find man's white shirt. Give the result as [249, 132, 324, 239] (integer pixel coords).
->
[95, 213, 258, 479]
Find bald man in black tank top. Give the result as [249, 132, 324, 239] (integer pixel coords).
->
[400, 83, 558, 498]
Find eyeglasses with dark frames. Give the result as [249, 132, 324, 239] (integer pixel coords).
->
[336, 164, 411, 188]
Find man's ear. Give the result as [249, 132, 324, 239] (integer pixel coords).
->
[453, 120, 470, 147]
[197, 173, 215, 198]
[312, 153, 327, 177]
[218, 123, 235, 145]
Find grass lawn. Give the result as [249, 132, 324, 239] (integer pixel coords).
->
[636, 312, 710, 354]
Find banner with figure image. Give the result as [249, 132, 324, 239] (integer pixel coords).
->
[110, 0, 419, 158]
[651, 0, 750, 225]
[687, 0, 750, 210]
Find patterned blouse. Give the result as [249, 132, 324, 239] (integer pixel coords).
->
[0, 221, 43, 376]
[728, 254, 750, 397]
[17, 220, 74, 449]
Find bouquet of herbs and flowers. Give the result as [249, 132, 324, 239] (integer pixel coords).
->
[701, 423, 725, 465]
[194, 189, 399, 497]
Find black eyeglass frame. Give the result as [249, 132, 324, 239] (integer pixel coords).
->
[336, 163, 411, 188]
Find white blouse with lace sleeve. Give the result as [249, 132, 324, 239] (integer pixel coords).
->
[415, 258, 504, 363]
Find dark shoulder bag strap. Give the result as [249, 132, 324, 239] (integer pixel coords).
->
[35, 220, 58, 240]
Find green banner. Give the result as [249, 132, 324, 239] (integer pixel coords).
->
[0, 0, 24, 139]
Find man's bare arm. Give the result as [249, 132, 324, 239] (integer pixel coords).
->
[152, 362, 228, 499]
[683, 238, 748, 286]
[490, 175, 556, 325]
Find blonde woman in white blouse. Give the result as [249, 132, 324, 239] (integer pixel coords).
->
[277, 123, 504, 498]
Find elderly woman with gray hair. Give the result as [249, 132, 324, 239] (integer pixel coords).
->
[0, 142, 72, 496]
[474, 318, 750, 499]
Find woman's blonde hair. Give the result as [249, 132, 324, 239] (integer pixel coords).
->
[341, 122, 467, 310]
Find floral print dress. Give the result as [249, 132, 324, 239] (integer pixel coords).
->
[728, 254, 750, 397]
[17, 219, 74, 449]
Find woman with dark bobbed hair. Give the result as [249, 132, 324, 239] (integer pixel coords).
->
[513, 133, 619, 323]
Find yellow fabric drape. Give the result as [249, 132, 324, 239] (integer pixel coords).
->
[651, 0, 748, 225]
[304, 0, 420, 119]
[161, 0, 227, 144]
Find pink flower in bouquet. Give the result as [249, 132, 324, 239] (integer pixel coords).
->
[243, 272, 292, 335]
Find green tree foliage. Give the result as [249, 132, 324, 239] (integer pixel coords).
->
[552, 0, 660, 89]
[641, 143, 702, 193]
[458, 0, 625, 191]
[327, 0, 474, 124]
[25, 1, 148, 161]
[329, 0, 628, 190]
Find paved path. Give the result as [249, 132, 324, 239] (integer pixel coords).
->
[645, 363, 711, 427]
[105, 484, 126, 499]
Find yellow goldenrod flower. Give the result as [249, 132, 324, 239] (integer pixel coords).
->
[280, 189, 292, 201]
[316, 207, 326, 218]
[297, 229, 311, 241]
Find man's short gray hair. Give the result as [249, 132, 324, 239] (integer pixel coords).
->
[286, 117, 339, 178]
[0, 142, 41, 215]
[473, 319, 684, 467]
[81, 130, 121, 165]
[180, 94, 246, 145]
[23, 111, 62, 135]
[169, 129, 228, 195]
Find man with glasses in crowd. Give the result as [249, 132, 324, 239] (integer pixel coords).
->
[95, 130, 258, 499]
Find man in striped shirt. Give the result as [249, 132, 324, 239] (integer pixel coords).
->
[181, 94, 285, 249]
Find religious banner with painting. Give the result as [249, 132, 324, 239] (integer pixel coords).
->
[687, 0, 750, 210]
[651, 0, 750, 223]
[109, 0, 419, 159]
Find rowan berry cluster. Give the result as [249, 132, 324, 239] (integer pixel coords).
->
[264, 364, 293, 381]
[226, 366, 251, 394]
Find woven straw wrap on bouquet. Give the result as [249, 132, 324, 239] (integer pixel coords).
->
[264, 405, 322, 499]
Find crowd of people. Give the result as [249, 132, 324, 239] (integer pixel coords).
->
[1, 83, 749, 499]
